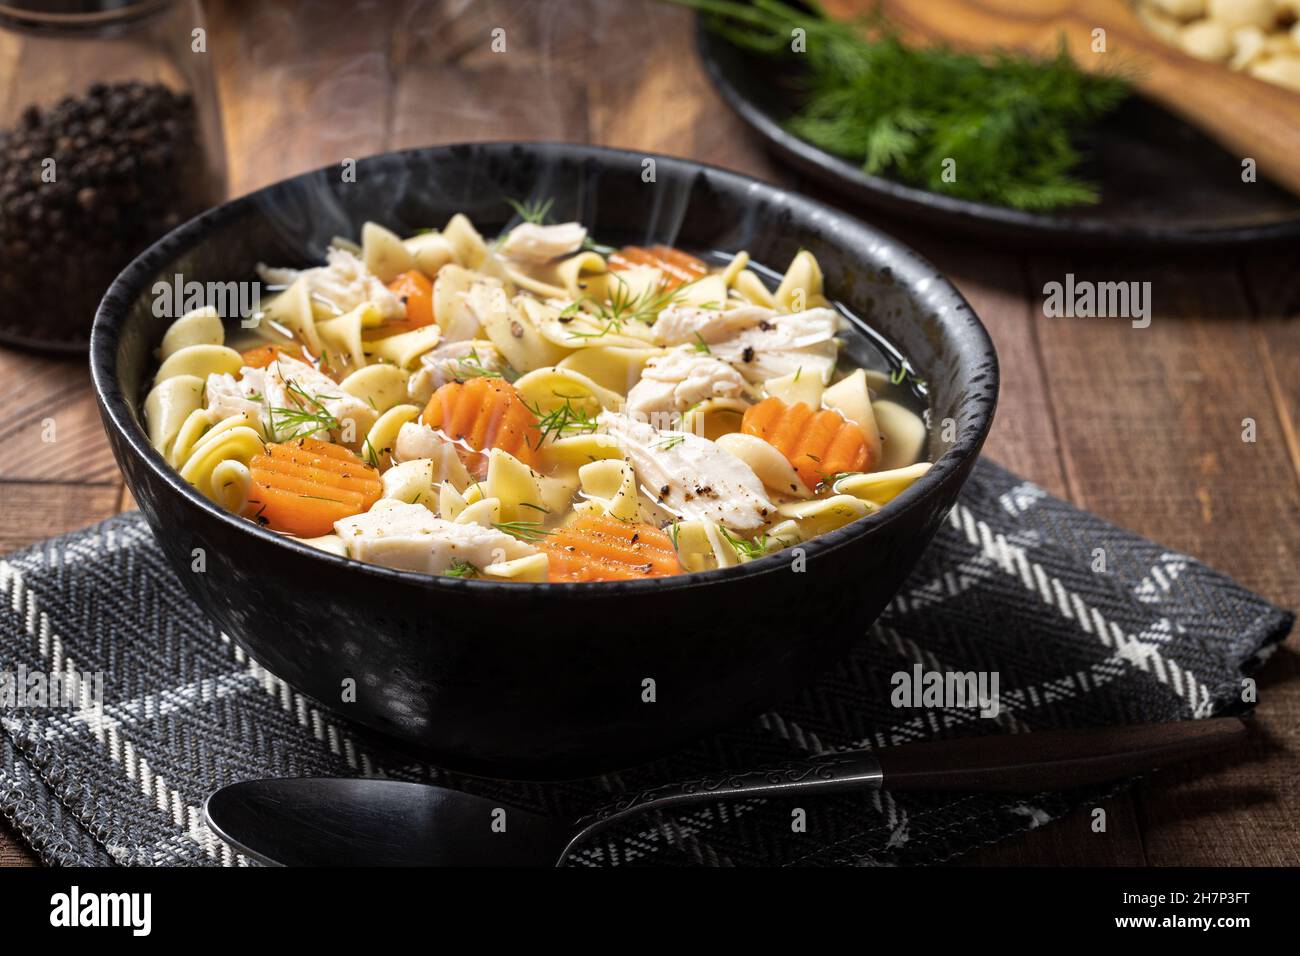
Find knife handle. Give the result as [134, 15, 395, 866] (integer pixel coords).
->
[574, 719, 1247, 833]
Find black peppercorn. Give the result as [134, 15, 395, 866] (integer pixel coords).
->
[0, 81, 219, 349]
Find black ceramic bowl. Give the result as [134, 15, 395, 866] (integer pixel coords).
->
[91, 142, 998, 779]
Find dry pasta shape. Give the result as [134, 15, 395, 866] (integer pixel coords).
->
[476, 289, 570, 372]
[404, 231, 457, 278]
[364, 325, 441, 368]
[833, 462, 931, 506]
[340, 363, 410, 414]
[156, 343, 243, 383]
[361, 221, 415, 283]
[873, 399, 928, 471]
[159, 306, 223, 359]
[777, 494, 875, 538]
[557, 346, 659, 394]
[144, 374, 205, 456]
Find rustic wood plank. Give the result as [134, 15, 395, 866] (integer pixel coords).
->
[1241, 253, 1300, 490]
[918, 246, 1073, 498]
[1026, 256, 1300, 608]
[207, 0, 401, 195]
[957, 796, 1146, 866]
[0, 352, 119, 483]
[1136, 673, 1300, 867]
[1130, 256, 1300, 866]
[1021, 253, 1300, 865]
[392, 0, 593, 71]
[0, 482, 122, 555]
[391, 64, 588, 147]
[0, 839, 35, 867]
[580, 1, 785, 181]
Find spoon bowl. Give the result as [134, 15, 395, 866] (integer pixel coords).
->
[205, 778, 572, 867]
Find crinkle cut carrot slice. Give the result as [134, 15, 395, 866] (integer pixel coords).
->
[741, 396, 870, 490]
[540, 514, 683, 582]
[420, 378, 541, 477]
[607, 244, 708, 289]
[245, 437, 382, 537]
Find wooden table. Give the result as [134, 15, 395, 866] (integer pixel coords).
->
[2, 0, 1296, 867]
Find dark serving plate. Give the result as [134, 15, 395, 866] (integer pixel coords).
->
[91, 142, 998, 779]
[697, 17, 1300, 248]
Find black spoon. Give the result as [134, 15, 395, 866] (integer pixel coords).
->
[204, 718, 1246, 866]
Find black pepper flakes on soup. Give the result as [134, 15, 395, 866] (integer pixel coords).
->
[0, 81, 219, 350]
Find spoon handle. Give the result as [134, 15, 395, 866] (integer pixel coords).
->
[573, 752, 885, 832]
[874, 716, 1247, 792]
[573, 718, 1246, 834]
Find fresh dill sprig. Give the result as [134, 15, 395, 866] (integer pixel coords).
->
[692, 332, 712, 354]
[681, 0, 1130, 211]
[719, 526, 768, 560]
[444, 559, 479, 579]
[504, 196, 554, 225]
[888, 365, 926, 390]
[562, 318, 627, 342]
[493, 521, 553, 543]
[267, 377, 341, 441]
[582, 235, 617, 255]
[451, 350, 504, 382]
[655, 434, 687, 451]
[528, 395, 599, 446]
[565, 273, 694, 341]
[606, 273, 692, 326]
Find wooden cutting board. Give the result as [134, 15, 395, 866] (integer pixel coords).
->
[821, 0, 1300, 197]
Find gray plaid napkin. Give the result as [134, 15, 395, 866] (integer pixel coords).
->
[0, 459, 1290, 866]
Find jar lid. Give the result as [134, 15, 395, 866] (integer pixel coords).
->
[0, 0, 161, 11]
[0, 0, 172, 29]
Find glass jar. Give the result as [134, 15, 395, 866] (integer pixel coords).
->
[0, 0, 226, 351]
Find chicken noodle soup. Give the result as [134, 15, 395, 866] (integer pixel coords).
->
[143, 207, 931, 582]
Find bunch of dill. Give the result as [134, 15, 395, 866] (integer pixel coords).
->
[681, 0, 1130, 210]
